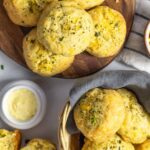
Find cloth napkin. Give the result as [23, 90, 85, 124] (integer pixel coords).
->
[117, 0, 150, 73]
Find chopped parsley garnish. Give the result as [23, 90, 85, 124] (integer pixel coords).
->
[59, 37, 64, 41]
[0, 65, 4, 70]
[95, 32, 101, 37]
[95, 24, 98, 28]
[114, 22, 119, 28]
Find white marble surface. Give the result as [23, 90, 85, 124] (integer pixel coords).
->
[0, 51, 133, 148]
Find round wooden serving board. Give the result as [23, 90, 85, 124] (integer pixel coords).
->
[0, 0, 135, 78]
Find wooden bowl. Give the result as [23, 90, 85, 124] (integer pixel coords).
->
[145, 21, 150, 55]
[0, 0, 135, 78]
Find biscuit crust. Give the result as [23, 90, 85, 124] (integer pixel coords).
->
[117, 89, 150, 144]
[60, 0, 104, 9]
[135, 140, 150, 150]
[23, 29, 74, 76]
[74, 88, 125, 142]
[0, 129, 21, 150]
[21, 138, 56, 150]
[3, 0, 53, 26]
[87, 6, 127, 58]
[82, 135, 135, 150]
[37, 1, 94, 56]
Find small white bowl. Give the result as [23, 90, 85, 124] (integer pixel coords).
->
[0, 80, 47, 130]
[145, 22, 150, 55]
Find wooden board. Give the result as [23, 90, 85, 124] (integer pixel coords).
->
[0, 0, 135, 78]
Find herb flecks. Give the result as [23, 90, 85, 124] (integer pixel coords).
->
[95, 32, 101, 37]
[0, 64, 4, 70]
[114, 22, 119, 28]
[59, 37, 64, 41]
[95, 24, 98, 28]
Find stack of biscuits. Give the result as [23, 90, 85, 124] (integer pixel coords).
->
[74, 88, 150, 150]
[3, 0, 126, 76]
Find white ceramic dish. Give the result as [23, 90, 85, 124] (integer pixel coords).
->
[145, 21, 150, 54]
[0, 80, 47, 130]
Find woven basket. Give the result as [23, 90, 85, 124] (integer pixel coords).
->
[57, 70, 150, 150]
[58, 101, 82, 150]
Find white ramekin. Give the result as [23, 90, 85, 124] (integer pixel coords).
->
[0, 80, 47, 130]
[145, 22, 150, 55]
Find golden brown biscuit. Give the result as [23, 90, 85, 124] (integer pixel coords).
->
[87, 6, 127, 57]
[37, 1, 94, 56]
[82, 135, 135, 150]
[74, 88, 125, 142]
[23, 29, 74, 76]
[60, 0, 104, 9]
[56, 1, 81, 8]
[135, 139, 150, 150]
[21, 138, 56, 150]
[0, 129, 21, 150]
[117, 89, 150, 144]
[3, 0, 54, 26]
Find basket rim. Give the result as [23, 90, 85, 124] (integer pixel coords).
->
[58, 100, 71, 150]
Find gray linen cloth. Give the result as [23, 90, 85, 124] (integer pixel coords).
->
[67, 70, 150, 133]
[117, 0, 150, 73]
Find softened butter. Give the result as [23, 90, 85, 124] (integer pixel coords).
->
[8, 88, 37, 122]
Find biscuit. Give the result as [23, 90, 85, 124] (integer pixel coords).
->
[23, 29, 74, 76]
[87, 6, 127, 57]
[55, 1, 81, 8]
[117, 89, 150, 144]
[0, 129, 21, 150]
[135, 139, 150, 150]
[21, 139, 56, 150]
[3, 0, 53, 26]
[60, 0, 104, 9]
[74, 88, 125, 142]
[37, 1, 94, 56]
[82, 135, 135, 150]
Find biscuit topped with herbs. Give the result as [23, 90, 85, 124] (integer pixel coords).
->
[3, 0, 54, 26]
[74, 88, 125, 142]
[87, 6, 127, 57]
[0, 129, 21, 150]
[37, 1, 94, 56]
[23, 29, 74, 76]
[117, 89, 150, 144]
[82, 135, 135, 150]
[21, 139, 56, 150]
[60, 0, 104, 9]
